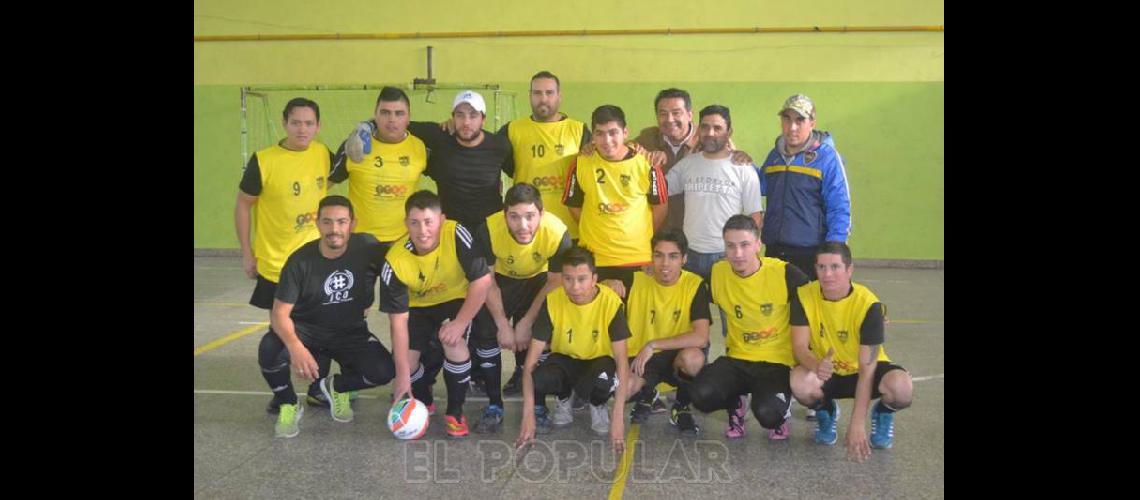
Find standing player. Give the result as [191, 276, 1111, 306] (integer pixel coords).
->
[497, 72, 589, 395]
[236, 98, 338, 413]
[563, 105, 668, 296]
[330, 86, 426, 248]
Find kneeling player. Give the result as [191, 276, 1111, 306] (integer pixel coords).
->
[380, 191, 495, 438]
[261, 196, 395, 438]
[688, 215, 808, 441]
[789, 242, 913, 461]
[515, 247, 630, 454]
[624, 227, 710, 435]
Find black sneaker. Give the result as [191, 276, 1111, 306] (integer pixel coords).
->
[266, 397, 283, 415]
[629, 400, 653, 424]
[502, 368, 524, 396]
[306, 390, 330, 409]
[670, 404, 700, 436]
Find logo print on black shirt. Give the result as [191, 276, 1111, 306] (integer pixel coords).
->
[323, 270, 355, 304]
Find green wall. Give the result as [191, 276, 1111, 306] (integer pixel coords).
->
[194, 0, 943, 260]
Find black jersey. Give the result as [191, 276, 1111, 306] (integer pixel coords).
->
[408, 121, 514, 230]
[275, 233, 387, 342]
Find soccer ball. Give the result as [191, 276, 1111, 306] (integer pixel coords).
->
[388, 398, 429, 440]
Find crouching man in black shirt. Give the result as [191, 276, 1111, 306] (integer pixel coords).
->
[259, 195, 395, 438]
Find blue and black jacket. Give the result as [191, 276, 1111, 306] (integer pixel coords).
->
[756, 131, 851, 248]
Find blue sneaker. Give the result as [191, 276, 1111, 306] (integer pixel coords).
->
[814, 400, 839, 445]
[870, 401, 895, 449]
[475, 404, 504, 434]
[534, 405, 553, 435]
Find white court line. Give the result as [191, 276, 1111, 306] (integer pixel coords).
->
[195, 389, 379, 399]
[912, 374, 945, 382]
[238, 321, 269, 325]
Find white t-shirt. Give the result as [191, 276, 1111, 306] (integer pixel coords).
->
[665, 153, 764, 253]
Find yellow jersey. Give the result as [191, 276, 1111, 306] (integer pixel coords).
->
[626, 270, 708, 353]
[243, 142, 332, 282]
[483, 211, 569, 279]
[796, 281, 891, 376]
[536, 285, 630, 360]
[563, 151, 667, 267]
[505, 116, 588, 239]
[334, 134, 427, 242]
[380, 221, 486, 309]
[710, 256, 803, 366]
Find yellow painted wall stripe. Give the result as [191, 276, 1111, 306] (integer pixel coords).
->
[608, 424, 641, 500]
[194, 322, 268, 356]
[765, 165, 823, 179]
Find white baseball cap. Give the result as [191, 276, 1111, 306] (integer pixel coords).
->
[452, 90, 487, 115]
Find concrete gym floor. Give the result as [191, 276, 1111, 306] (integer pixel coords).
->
[194, 256, 944, 499]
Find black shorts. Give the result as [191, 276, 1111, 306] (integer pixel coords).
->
[823, 362, 907, 400]
[695, 356, 791, 399]
[532, 352, 616, 399]
[408, 299, 495, 353]
[596, 266, 638, 298]
[249, 274, 277, 310]
[629, 350, 681, 387]
[261, 326, 394, 385]
[496, 273, 548, 322]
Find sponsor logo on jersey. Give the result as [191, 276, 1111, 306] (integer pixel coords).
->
[837, 330, 849, 344]
[555, 144, 565, 155]
[400, 156, 410, 166]
[532, 176, 563, 189]
[760, 303, 773, 316]
[294, 211, 318, 232]
[322, 270, 355, 304]
[375, 184, 410, 198]
[741, 327, 777, 344]
[597, 202, 629, 214]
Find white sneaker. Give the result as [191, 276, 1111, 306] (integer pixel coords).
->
[590, 403, 611, 435]
[552, 396, 574, 426]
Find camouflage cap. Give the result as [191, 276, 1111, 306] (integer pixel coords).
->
[778, 94, 815, 119]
